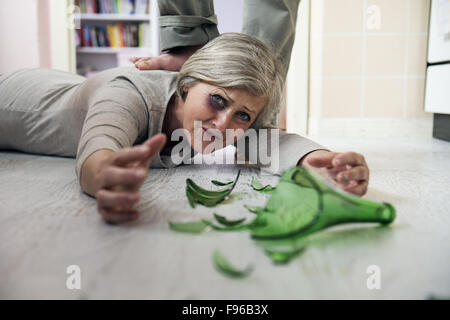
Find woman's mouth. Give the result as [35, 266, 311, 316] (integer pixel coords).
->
[202, 127, 216, 141]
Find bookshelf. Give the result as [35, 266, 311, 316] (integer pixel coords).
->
[74, 0, 159, 77]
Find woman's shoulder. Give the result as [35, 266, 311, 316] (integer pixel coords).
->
[90, 67, 177, 88]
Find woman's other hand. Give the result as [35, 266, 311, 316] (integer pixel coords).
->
[95, 134, 166, 224]
[132, 45, 203, 71]
[300, 150, 369, 196]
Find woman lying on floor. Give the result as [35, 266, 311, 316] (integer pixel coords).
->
[0, 33, 369, 224]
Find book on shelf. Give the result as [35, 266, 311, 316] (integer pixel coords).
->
[78, 23, 149, 48]
[76, 0, 149, 15]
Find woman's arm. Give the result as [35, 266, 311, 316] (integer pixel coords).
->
[235, 129, 369, 196]
[76, 76, 164, 223]
[80, 149, 113, 197]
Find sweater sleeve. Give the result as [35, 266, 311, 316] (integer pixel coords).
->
[235, 128, 329, 176]
[75, 77, 149, 184]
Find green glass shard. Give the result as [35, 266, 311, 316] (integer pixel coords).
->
[251, 176, 276, 193]
[264, 247, 306, 264]
[186, 170, 241, 208]
[211, 179, 234, 186]
[202, 219, 253, 232]
[213, 250, 253, 278]
[244, 204, 265, 215]
[213, 213, 246, 226]
[169, 220, 209, 234]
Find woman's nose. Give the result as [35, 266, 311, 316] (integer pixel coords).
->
[212, 110, 233, 132]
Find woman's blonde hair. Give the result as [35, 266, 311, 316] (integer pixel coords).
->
[176, 32, 284, 129]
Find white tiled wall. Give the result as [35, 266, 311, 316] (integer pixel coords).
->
[309, 0, 432, 137]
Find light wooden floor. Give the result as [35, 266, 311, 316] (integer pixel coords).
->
[0, 136, 449, 299]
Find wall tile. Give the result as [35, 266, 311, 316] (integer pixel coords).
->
[364, 78, 404, 117]
[365, 36, 406, 75]
[323, 36, 363, 75]
[323, 0, 363, 33]
[322, 78, 361, 117]
[366, 0, 408, 33]
[407, 35, 428, 75]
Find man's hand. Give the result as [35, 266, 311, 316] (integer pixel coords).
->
[300, 150, 369, 196]
[132, 45, 203, 71]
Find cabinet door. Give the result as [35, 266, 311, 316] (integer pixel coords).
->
[425, 63, 450, 114]
[427, 0, 450, 63]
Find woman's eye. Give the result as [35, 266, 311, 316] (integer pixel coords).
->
[211, 94, 225, 107]
[238, 112, 251, 122]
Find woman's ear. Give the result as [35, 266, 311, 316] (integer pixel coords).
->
[182, 86, 189, 100]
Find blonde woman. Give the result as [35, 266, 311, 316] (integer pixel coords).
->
[0, 33, 369, 224]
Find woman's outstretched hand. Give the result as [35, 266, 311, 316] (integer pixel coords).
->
[95, 134, 166, 224]
[300, 150, 370, 196]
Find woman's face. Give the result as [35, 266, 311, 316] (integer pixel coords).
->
[181, 82, 267, 154]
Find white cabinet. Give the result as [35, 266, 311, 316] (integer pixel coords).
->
[425, 64, 450, 113]
[425, 0, 450, 115]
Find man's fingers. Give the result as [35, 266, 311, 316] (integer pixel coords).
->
[307, 151, 338, 168]
[99, 166, 147, 189]
[96, 189, 140, 209]
[333, 152, 366, 167]
[337, 165, 369, 184]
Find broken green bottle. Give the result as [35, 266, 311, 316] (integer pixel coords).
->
[250, 166, 396, 240]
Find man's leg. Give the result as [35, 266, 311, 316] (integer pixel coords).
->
[157, 0, 220, 52]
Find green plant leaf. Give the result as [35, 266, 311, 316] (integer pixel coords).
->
[169, 220, 209, 234]
[251, 176, 275, 193]
[264, 247, 306, 264]
[213, 250, 253, 279]
[186, 170, 241, 207]
[211, 179, 234, 186]
[213, 213, 246, 226]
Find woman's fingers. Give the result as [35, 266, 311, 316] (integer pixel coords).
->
[110, 145, 149, 167]
[99, 166, 147, 190]
[96, 189, 140, 208]
[96, 189, 140, 224]
[99, 207, 140, 224]
[343, 180, 369, 196]
[332, 152, 367, 167]
[336, 165, 369, 184]
[138, 134, 167, 167]
[306, 151, 338, 168]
